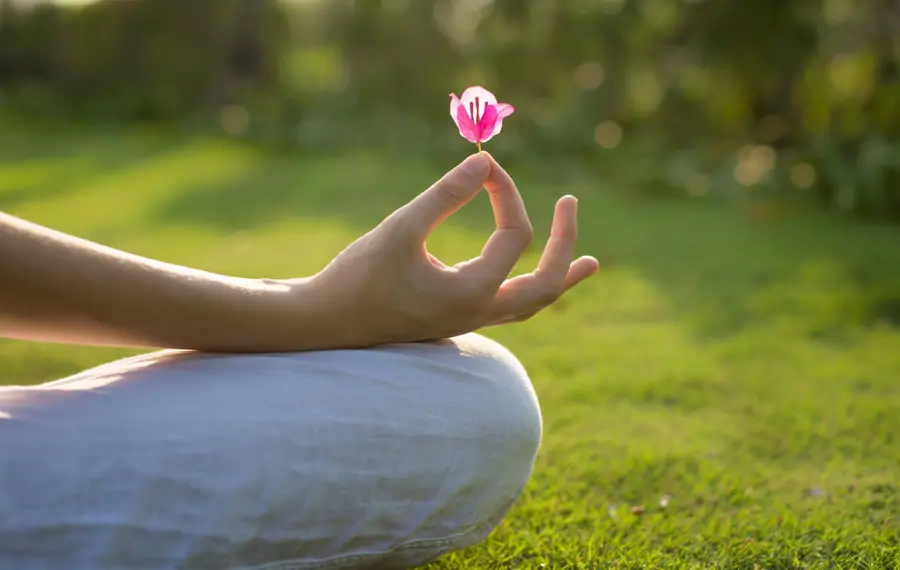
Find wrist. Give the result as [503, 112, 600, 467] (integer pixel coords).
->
[217, 274, 360, 353]
[281, 273, 366, 350]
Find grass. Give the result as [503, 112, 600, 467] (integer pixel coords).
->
[2, 124, 899, 569]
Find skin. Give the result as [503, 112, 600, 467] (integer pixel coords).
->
[0, 152, 599, 353]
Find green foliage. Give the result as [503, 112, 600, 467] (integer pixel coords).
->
[1, 125, 899, 567]
[0, 0, 899, 219]
[0, 0, 289, 118]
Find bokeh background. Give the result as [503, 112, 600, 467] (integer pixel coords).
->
[2, 1, 900, 567]
[2, 0, 900, 219]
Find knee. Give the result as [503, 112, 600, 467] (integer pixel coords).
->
[373, 334, 542, 567]
[430, 333, 543, 528]
[450, 333, 543, 462]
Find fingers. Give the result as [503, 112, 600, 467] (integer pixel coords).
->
[490, 256, 599, 322]
[402, 153, 491, 236]
[465, 153, 534, 285]
[398, 151, 533, 292]
[489, 196, 599, 319]
[536, 195, 579, 285]
[483, 154, 531, 234]
[563, 255, 601, 291]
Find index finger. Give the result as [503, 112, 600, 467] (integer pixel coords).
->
[401, 153, 491, 237]
[465, 153, 533, 285]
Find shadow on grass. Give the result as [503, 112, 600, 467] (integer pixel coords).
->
[0, 127, 183, 210]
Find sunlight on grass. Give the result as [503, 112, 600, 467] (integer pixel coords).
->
[117, 217, 368, 278]
[9, 140, 261, 237]
[0, 156, 91, 193]
[1, 125, 898, 568]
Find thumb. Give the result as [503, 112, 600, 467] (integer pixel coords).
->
[404, 153, 491, 236]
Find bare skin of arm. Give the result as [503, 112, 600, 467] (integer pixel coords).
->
[0, 209, 309, 350]
[0, 153, 599, 353]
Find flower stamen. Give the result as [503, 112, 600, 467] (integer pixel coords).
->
[474, 97, 482, 152]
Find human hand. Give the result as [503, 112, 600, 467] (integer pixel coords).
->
[0, 153, 595, 353]
[303, 152, 599, 348]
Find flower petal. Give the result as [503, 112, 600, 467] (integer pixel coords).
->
[449, 93, 462, 121]
[459, 86, 498, 122]
[455, 104, 480, 143]
[488, 103, 515, 138]
[476, 104, 500, 143]
[495, 103, 515, 119]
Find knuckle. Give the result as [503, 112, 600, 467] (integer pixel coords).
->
[534, 285, 562, 307]
[559, 225, 577, 241]
[523, 222, 535, 245]
[510, 223, 534, 249]
[441, 282, 494, 324]
[435, 182, 466, 207]
[453, 278, 492, 305]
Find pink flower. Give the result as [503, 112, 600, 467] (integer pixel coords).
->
[449, 86, 514, 148]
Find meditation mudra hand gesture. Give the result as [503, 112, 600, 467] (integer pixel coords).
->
[309, 152, 598, 346]
[0, 89, 599, 570]
[0, 152, 597, 351]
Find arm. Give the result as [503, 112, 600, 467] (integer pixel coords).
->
[0, 153, 599, 353]
[0, 210, 314, 351]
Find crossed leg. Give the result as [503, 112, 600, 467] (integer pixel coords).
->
[0, 333, 541, 569]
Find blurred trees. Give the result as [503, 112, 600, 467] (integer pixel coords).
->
[1, 0, 898, 219]
[0, 0, 288, 118]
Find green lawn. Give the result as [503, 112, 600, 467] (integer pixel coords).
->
[2, 125, 899, 569]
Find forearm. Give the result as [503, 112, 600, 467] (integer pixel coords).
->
[0, 211, 318, 352]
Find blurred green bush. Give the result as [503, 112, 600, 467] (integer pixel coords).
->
[1, 0, 898, 220]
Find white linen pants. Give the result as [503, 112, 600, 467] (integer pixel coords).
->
[0, 333, 542, 569]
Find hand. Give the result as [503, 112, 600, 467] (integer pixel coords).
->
[0, 153, 595, 353]
[305, 152, 600, 347]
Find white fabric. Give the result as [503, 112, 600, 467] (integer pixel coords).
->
[0, 333, 541, 570]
